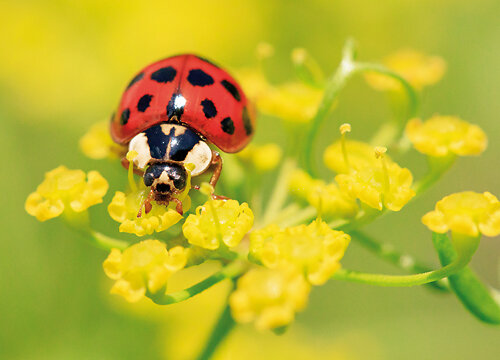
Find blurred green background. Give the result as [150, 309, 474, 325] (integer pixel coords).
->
[1, 0, 499, 359]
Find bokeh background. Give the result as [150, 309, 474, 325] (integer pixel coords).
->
[1, 0, 499, 359]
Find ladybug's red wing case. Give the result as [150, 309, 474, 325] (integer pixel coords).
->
[111, 54, 255, 153]
[177, 55, 255, 153]
[110, 55, 185, 144]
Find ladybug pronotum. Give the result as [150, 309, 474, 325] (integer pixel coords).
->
[111, 54, 256, 215]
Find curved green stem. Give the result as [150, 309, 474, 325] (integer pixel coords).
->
[196, 295, 236, 360]
[89, 230, 130, 251]
[148, 261, 247, 305]
[413, 155, 456, 195]
[351, 230, 449, 291]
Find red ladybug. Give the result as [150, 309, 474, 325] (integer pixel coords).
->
[111, 54, 255, 214]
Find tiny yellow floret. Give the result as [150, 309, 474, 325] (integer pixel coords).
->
[336, 161, 415, 211]
[229, 265, 310, 331]
[250, 219, 350, 285]
[374, 146, 387, 159]
[25, 166, 108, 221]
[324, 139, 393, 174]
[405, 116, 487, 157]
[422, 191, 500, 237]
[79, 121, 121, 160]
[365, 49, 446, 91]
[339, 123, 351, 135]
[126, 150, 138, 161]
[103, 240, 187, 302]
[289, 169, 358, 218]
[182, 199, 254, 250]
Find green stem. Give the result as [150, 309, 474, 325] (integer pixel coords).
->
[260, 158, 296, 225]
[89, 230, 130, 251]
[414, 155, 456, 194]
[351, 230, 449, 291]
[333, 256, 470, 287]
[148, 261, 246, 305]
[196, 301, 236, 360]
[304, 39, 357, 176]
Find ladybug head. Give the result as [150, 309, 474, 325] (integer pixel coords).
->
[143, 162, 188, 199]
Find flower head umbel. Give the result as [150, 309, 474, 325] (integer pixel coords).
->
[229, 265, 310, 331]
[103, 240, 187, 302]
[323, 139, 394, 174]
[335, 147, 415, 211]
[422, 192, 500, 238]
[289, 169, 358, 219]
[365, 49, 446, 91]
[108, 185, 190, 237]
[79, 121, 122, 160]
[250, 219, 350, 285]
[405, 116, 487, 157]
[182, 199, 254, 250]
[25, 166, 108, 221]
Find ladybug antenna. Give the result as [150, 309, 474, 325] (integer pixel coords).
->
[137, 190, 154, 218]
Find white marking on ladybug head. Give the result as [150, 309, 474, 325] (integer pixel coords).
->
[174, 94, 186, 108]
[128, 133, 151, 169]
[185, 141, 212, 176]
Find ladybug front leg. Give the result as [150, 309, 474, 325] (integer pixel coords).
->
[121, 157, 145, 176]
[209, 151, 223, 188]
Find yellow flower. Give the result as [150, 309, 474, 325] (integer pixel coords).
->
[25, 166, 108, 221]
[237, 143, 283, 171]
[236, 69, 323, 124]
[250, 219, 350, 285]
[422, 192, 500, 237]
[405, 116, 487, 157]
[182, 199, 254, 250]
[79, 121, 123, 160]
[365, 49, 446, 91]
[108, 187, 190, 237]
[103, 240, 187, 302]
[289, 169, 358, 218]
[324, 139, 394, 174]
[229, 265, 310, 331]
[335, 159, 415, 212]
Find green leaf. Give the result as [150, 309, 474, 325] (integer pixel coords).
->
[432, 232, 500, 324]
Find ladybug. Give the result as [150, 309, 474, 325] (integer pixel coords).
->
[111, 54, 255, 215]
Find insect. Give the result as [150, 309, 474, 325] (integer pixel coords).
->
[110, 54, 255, 215]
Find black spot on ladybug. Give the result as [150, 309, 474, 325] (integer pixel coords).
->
[221, 80, 241, 101]
[137, 94, 153, 112]
[120, 108, 130, 125]
[151, 66, 177, 83]
[201, 99, 217, 118]
[167, 93, 186, 119]
[221, 117, 235, 135]
[127, 72, 144, 89]
[242, 107, 253, 135]
[187, 69, 214, 86]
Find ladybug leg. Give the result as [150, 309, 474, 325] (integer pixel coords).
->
[121, 157, 144, 176]
[137, 190, 154, 217]
[171, 197, 184, 215]
[209, 151, 223, 188]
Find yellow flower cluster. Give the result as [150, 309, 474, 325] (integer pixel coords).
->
[237, 143, 283, 171]
[229, 265, 310, 331]
[289, 169, 358, 218]
[365, 49, 446, 91]
[79, 121, 123, 160]
[422, 191, 500, 238]
[182, 199, 254, 250]
[250, 219, 350, 285]
[335, 159, 415, 211]
[405, 116, 487, 157]
[108, 186, 190, 237]
[103, 240, 187, 302]
[237, 69, 323, 123]
[25, 166, 108, 221]
[323, 139, 394, 174]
